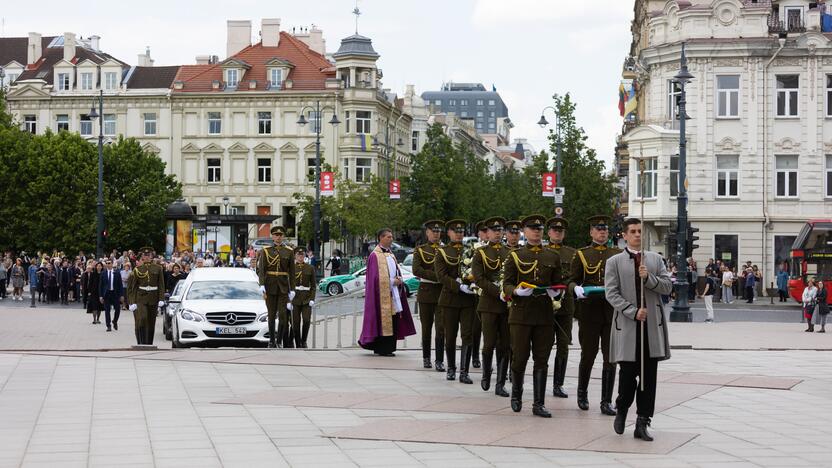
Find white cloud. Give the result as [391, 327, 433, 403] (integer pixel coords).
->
[471, 0, 634, 28]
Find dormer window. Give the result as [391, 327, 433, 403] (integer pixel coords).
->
[226, 69, 239, 88]
[263, 58, 293, 91]
[104, 72, 118, 90]
[269, 68, 283, 89]
[57, 73, 70, 91]
[81, 72, 94, 90]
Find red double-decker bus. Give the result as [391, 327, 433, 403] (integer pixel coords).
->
[788, 219, 832, 304]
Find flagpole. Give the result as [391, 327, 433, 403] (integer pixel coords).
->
[638, 150, 646, 393]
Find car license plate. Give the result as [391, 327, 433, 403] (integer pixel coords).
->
[216, 327, 247, 335]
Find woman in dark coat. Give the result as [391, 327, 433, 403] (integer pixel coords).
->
[85, 262, 103, 324]
[165, 263, 187, 295]
[816, 281, 829, 333]
[44, 264, 58, 304]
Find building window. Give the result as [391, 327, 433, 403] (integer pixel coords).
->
[826, 75, 832, 117]
[827, 155, 832, 197]
[344, 111, 350, 133]
[80, 114, 92, 136]
[258, 112, 272, 134]
[776, 75, 799, 117]
[460, 99, 468, 106]
[490, 111, 495, 117]
[476, 111, 484, 117]
[207, 158, 221, 183]
[356, 158, 371, 182]
[669, 155, 679, 198]
[7, 73, 18, 85]
[716, 155, 739, 198]
[208, 112, 222, 134]
[24, 115, 37, 133]
[269, 68, 283, 88]
[144, 113, 157, 135]
[412, 130, 419, 152]
[667, 80, 681, 120]
[307, 158, 318, 179]
[104, 72, 117, 90]
[476, 99, 484, 106]
[716, 75, 740, 118]
[714, 234, 738, 268]
[103, 114, 116, 136]
[257, 158, 271, 183]
[460, 111, 468, 117]
[343, 158, 350, 180]
[56, 114, 69, 132]
[57, 73, 70, 91]
[637, 157, 657, 198]
[488, 99, 495, 106]
[306, 111, 321, 133]
[356, 111, 371, 134]
[775, 155, 798, 197]
[488, 122, 496, 130]
[80, 72, 93, 90]
[449, 99, 456, 106]
[434, 99, 441, 106]
[774, 235, 797, 273]
[226, 69, 238, 88]
[476, 122, 483, 129]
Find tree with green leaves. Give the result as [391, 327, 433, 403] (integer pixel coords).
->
[0, 125, 181, 253]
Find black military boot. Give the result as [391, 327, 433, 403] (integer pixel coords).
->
[446, 346, 456, 381]
[614, 407, 628, 435]
[552, 356, 569, 398]
[435, 334, 445, 372]
[600, 366, 617, 416]
[422, 331, 432, 368]
[494, 352, 509, 397]
[577, 365, 590, 411]
[532, 369, 552, 418]
[459, 345, 473, 384]
[268, 339, 277, 348]
[634, 416, 654, 441]
[510, 371, 524, 412]
[472, 335, 481, 369]
[480, 349, 493, 391]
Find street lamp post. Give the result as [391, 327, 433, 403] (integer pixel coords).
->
[671, 43, 694, 323]
[538, 96, 563, 214]
[222, 196, 230, 215]
[88, 90, 105, 259]
[297, 101, 340, 275]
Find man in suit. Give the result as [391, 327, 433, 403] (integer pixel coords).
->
[605, 218, 673, 441]
[58, 259, 72, 305]
[99, 258, 123, 332]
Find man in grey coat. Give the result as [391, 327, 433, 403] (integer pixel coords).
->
[604, 218, 672, 442]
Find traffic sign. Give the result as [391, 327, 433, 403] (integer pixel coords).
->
[554, 194, 564, 204]
[554, 206, 564, 216]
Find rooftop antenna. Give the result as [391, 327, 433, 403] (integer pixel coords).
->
[352, 0, 361, 35]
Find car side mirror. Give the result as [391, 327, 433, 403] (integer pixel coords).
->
[168, 296, 181, 304]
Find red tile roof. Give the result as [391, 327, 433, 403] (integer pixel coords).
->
[15, 41, 127, 85]
[173, 32, 335, 93]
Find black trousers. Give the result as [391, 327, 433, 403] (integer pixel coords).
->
[510, 323, 555, 375]
[265, 293, 291, 347]
[102, 291, 121, 328]
[60, 286, 70, 303]
[616, 325, 658, 418]
[745, 286, 754, 303]
[778, 290, 789, 302]
[292, 304, 312, 346]
[480, 311, 509, 359]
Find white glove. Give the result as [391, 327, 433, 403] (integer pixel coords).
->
[309, 300, 315, 307]
[289, 291, 296, 301]
[546, 289, 560, 299]
[259, 285, 266, 295]
[287, 303, 293, 311]
[158, 301, 165, 308]
[574, 285, 586, 299]
[456, 277, 462, 284]
[500, 293, 508, 303]
[513, 287, 533, 297]
[129, 304, 138, 312]
[459, 284, 474, 295]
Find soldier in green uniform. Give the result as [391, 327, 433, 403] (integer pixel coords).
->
[435, 219, 478, 384]
[472, 217, 511, 397]
[569, 215, 620, 416]
[546, 217, 577, 399]
[505, 220, 522, 251]
[127, 247, 165, 345]
[503, 215, 563, 417]
[472, 220, 488, 369]
[413, 220, 445, 371]
[257, 226, 296, 348]
[291, 247, 316, 348]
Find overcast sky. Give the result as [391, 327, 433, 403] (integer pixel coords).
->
[2, 0, 635, 169]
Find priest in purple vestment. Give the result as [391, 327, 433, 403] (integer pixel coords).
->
[359, 228, 416, 355]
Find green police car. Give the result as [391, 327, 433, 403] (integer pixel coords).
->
[318, 266, 420, 297]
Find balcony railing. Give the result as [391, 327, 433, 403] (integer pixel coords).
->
[768, 16, 806, 34]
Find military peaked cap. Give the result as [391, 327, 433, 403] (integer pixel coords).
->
[484, 216, 506, 230]
[445, 219, 467, 232]
[423, 219, 444, 231]
[270, 225, 285, 235]
[521, 215, 546, 229]
[546, 217, 569, 230]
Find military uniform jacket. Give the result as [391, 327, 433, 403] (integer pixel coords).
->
[292, 262, 317, 306]
[257, 245, 296, 295]
[548, 243, 577, 316]
[127, 263, 165, 305]
[413, 242, 442, 304]
[435, 242, 477, 308]
[472, 242, 509, 314]
[502, 244, 562, 325]
[569, 244, 620, 322]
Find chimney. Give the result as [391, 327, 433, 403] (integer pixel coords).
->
[195, 55, 211, 65]
[138, 46, 154, 67]
[27, 32, 42, 65]
[63, 32, 77, 62]
[261, 18, 281, 47]
[295, 25, 326, 55]
[226, 20, 252, 58]
[406, 84, 415, 97]
[88, 35, 101, 51]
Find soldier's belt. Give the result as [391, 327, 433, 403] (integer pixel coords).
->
[295, 286, 311, 291]
[138, 286, 158, 292]
[267, 272, 289, 276]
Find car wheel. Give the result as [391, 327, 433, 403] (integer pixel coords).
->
[327, 282, 343, 296]
[163, 315, 172, 341]
[171, 321, 188, 349]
